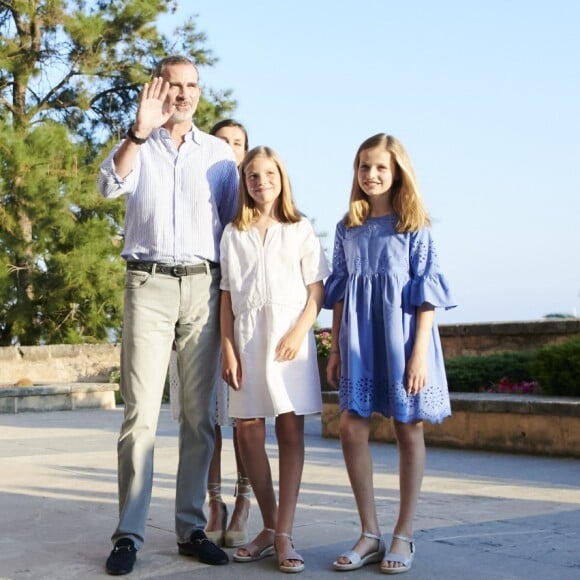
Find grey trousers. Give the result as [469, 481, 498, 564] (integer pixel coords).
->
[112, 266, 221, 548]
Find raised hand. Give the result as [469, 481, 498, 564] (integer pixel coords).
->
[133, 77, 175, 137]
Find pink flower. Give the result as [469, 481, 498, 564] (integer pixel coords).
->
[489, 377, 542, 395]
[315, 330, 333, 357]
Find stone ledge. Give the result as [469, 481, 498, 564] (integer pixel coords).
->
[439, 318, 580, 337]
[438, 319, 580, 358]
[443, 392, 580, 416]
[321, 391, 580, 458]
[0, 383, 119, 414]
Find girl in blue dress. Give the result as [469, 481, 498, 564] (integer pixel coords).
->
[324, 133, 456, 574]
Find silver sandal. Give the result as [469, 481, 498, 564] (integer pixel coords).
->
[333, 531, 385, 571]
[381, 534, 415, 574]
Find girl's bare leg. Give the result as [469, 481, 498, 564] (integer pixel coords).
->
[274, 412, 305, 569]
[381, 420, 425, 571]
[234, 418, 276, 557]
[336, 411, 382, 565]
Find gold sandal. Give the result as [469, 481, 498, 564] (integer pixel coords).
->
[233, 528, 275, 562]
[275, 532, 305, 574]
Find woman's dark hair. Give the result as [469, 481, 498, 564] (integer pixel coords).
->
[210, 119, 249, 152]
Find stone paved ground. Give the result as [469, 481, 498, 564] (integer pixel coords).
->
[0, 407, 578, 579]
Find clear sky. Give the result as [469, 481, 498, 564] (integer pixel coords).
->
[160, 1, 580, 327]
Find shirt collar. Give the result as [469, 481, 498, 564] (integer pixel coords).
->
[157, 123, 200, 144]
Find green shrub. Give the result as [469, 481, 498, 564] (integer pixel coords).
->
[109, 369, 123, 405]
[532, 337, 580, 397]
[445, 351, 536, 392]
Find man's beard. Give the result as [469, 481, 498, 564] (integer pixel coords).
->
[170, 103, 194, 123]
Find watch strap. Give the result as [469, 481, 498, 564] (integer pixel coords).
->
[126, 126, 147, 145]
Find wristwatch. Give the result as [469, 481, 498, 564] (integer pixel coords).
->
[126, 126, 147, 145]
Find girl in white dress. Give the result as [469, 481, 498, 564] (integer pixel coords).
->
[220, 146, 329, 573]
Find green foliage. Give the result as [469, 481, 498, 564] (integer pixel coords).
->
[0, 118, 125, 344]
[446, 338, 580, 397]
[532, 337, 580, 396]
[109, 369, 121, 385]
[445, 351, 536, 392]
[0, 1, 237, 345]
[0, 1, 236, 140]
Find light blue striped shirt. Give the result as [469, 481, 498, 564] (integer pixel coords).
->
[98, 125, 239, 264]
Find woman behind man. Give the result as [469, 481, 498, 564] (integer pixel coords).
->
[205, 119, 253, 548]
[169, 119, 252, 548]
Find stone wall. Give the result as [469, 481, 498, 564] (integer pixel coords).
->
[438, 318, 580, 358]
[322, 391, 580, 458]
[317, 319, 580, 457]
[1, 319, 579, 386]
[317, 318, 580, 391]
[0, 343, 120, 385]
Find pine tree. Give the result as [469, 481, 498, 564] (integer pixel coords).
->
[0, 1, 236, 345]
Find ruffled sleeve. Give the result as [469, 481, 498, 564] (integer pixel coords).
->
[408, 227, 457, 310]
[299, 219, 331, 285]
[323, 221, 348, 309]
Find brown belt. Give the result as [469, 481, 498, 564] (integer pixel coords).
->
[126, 261, 218, 277]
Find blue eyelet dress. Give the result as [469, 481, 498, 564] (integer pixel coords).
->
[323, 215, 457, 424]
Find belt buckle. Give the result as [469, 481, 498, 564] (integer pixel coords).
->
[171, 265, 186, 277]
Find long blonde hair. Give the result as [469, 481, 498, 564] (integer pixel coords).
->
[233, 146, 302, 230]
[345, 133, 431, 232]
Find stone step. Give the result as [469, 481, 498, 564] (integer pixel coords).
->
[0, 382, 118, 414]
